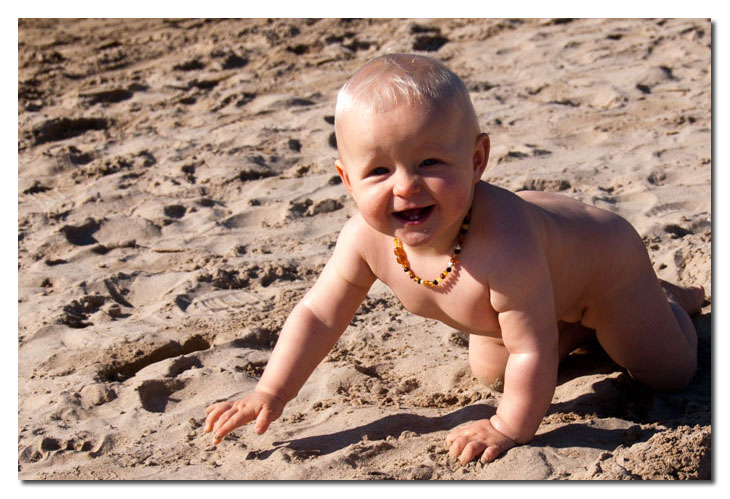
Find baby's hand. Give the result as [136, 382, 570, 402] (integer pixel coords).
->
[445, 418, 517, 465]
[204, 391, 285, 444]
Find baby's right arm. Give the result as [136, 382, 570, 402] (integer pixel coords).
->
[204, 216, 376, 443]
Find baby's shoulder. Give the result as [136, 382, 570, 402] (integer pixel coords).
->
[472, 183, 538, 247]
[330, 212, 380, 287]
[333, 211, 385, 262]
[470, 184, 551, 289]
[338, 211, 379, 245]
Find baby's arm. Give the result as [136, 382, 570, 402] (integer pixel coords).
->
[205, 216, 376, 442]
[490, 294, 559, 444]
[447, 221, 558, 463]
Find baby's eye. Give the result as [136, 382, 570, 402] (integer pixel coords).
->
[420, 158, 439, 167]
[369, 166, 389, 176]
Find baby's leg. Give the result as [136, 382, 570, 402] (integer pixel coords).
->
[468, 323, 595, 392]
[587, 270, 703, 391]
[468, 335, 509, 392]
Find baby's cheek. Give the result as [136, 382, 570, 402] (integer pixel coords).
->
[365, 212, 392, 234]
[358, 204, 390, 230]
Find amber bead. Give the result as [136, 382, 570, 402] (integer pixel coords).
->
[392, 207, 471, 288]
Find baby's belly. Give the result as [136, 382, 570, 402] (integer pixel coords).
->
[439, 314, 502, 337]
[398, 295, 502, 337]
[557, 303, 589, 324]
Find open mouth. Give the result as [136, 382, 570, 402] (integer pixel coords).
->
[393, 205, 434, 224]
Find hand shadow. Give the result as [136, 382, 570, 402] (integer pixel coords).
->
[258, 403, 495, 460]
[530, 422, 653, 452]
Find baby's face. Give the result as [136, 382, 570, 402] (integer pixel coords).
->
[335, 100, 486, 249]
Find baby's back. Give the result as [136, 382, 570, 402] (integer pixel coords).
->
[516, 189, 647, 324]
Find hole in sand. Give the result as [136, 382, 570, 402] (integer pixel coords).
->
[96, 335, 211, 382]
[61, 218, 101, 246]
[137, 379, 186, 413]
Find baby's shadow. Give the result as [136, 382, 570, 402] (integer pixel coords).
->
[266, 403, 494, 459]
[530, 422, 654, 453]
[258, 312, 711, 460]
[556, 343, 620, 386]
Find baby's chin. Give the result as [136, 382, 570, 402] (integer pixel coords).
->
[392, 229, 434, 248]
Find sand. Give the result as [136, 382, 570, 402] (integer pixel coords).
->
[17, 18, 711, 480]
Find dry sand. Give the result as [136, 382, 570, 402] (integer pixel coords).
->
[17, 18, 711, 480]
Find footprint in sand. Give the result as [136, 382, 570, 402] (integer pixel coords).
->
[644, 201, 689, 217]
[19, 433, 108, 463]
[185, 288, 268, 314]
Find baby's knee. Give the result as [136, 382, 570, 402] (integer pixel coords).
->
[469, 354, 506, 392]
[665, 353, 697, 390]
[474, 373, 504, 393]
[631, 353, 697, 392]
[468, 336, 508, 393]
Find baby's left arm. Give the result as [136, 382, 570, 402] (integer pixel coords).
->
[490, 302, 559, 444]
[447, 283, 559, 463]
[447, 220, 559, 464]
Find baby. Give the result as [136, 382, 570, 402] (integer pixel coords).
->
[204, 54, 704, 464]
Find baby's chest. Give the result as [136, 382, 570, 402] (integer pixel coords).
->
[389, 280, 501, 336]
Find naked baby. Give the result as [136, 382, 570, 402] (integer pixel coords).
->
[204, 54, 704, 464]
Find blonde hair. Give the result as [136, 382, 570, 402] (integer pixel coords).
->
[335, 54, 479, 134]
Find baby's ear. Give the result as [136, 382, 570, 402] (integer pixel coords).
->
[335, 160, 353, 195]
[472, 133, 490, 181]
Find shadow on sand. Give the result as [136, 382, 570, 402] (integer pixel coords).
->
[255, 311, 710, 460]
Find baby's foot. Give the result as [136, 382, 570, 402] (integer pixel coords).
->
[660, 280, 705, 316]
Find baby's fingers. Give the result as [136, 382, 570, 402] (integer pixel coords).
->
[480, 445, 503, 464]
[447, 435, 469, 460]
[204, 403, 231, 433]
[214, 404, 257, 439]
[458, 441, 487, 466]
[254, 405, 275, 434]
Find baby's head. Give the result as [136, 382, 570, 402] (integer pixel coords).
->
[333, 54, 489, 248]
[334, 53, 480, 142]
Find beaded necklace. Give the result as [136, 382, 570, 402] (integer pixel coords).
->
[393, 208, 471, 287]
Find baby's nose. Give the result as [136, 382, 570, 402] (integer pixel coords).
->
[393, 171, 422, 197]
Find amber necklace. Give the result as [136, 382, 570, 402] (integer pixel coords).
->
[393, 208, 471, 287]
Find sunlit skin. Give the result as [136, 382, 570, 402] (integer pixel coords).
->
[205, 66, 704, 466]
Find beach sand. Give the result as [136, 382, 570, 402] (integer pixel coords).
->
[18, 18, 711, 480]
